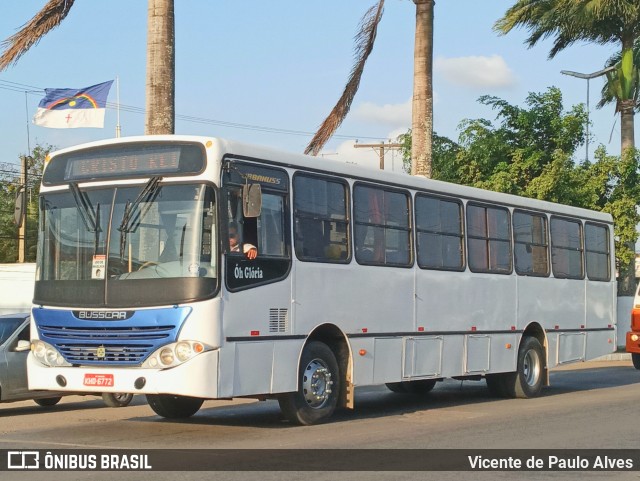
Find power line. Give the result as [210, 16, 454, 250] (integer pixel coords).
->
[0, 79, 384, 141]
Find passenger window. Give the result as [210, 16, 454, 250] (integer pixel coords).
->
[585, 223, 610, 281]
[550, 217, 584, 279]
[415, 194, 464, 271]
[513, 211, 549, 276]
[293, 174, 349, 263]
[353, 184, 411, 267]
[467, 204, 511, 274]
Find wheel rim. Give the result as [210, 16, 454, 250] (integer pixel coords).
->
[113, 393, 131, 403]
[302, 358, 333, 409]
[523, 349, 541, 387]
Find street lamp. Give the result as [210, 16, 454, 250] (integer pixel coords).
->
[561, 66, 616, 162]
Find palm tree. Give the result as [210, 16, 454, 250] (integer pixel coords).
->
[495, 0, 640, 161]
[496, 0, 640, 296]
[305, 0, 436, 179]
[0, 0, 175, 135]
[597, 40, 640, 119]
[304, 1, 385, 157]
[411, 0, 434, 177]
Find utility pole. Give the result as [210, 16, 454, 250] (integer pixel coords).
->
[17, 155, 28, 262]
[354, 141, 402, 170]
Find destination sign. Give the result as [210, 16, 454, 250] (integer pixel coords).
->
[43, 142, 205, 184]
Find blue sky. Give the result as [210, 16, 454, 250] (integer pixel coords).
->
[0, 0, 627, 172]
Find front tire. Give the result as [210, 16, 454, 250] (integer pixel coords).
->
[146, 394, 203, 419]
[631, 353, 640, 370]
[102, 392, 134, 408]
[278, 341, 339, 425]
[34, 396, 62, 407]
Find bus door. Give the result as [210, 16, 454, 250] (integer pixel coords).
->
[219, 160, 292, 394]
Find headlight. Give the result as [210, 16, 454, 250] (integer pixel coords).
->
[32, 340, 71, 367]
[159, 348, 175, 366]
[142, 341, 208, 369]
[175, 342, 192, 362]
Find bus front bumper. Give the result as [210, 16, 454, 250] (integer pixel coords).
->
[625, 332, 640, 354]
[26, 349, 220, 399]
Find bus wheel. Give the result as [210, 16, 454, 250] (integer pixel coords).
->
[146, 394, 203, 419]
[34, 396, 62, 407]
[102, 392, 134, 407]
[386, 380, 437, 394]
[504, 336, 545, 399]
[278, 341, 339, 425]
[632, 353, 640, 370]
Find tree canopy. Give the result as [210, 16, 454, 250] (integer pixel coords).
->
[399, 87, 640, 277]
[0, 144, 51, 263]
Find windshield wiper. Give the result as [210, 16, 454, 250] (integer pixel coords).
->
[118, 176, 162, 259]
[69, 183, 98, 233]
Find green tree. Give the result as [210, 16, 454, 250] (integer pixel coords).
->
[0, 144, 52, 263]
[399, 88, 640, 277]
[0, 0, 175, 135]
[495, 0, 640, 294]
[306, 0, 436, 178]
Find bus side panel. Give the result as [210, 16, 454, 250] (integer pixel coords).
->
[585, 330, 616, 360]
[293, 263, 414, 340]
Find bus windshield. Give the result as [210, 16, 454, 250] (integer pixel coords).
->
[35, 183, 217, 307]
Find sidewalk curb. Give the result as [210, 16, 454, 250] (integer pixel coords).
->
[594, 353, 631, 361]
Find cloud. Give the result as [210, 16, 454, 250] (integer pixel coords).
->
[353, 99, 411, 127]
[435, 55, 517, 89]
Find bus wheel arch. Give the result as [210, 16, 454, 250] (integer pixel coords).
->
[486, 322, 547, 399]
[278, 324, 350, 425]
[505, 323, 547, 398]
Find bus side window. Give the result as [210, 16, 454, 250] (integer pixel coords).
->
[293, 174, 349, 263]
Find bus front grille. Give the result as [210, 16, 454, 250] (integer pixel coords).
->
[57, 344, 152, 364]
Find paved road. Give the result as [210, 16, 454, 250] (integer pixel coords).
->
[1, 360, 639, 481]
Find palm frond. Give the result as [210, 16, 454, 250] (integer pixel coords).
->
[304, 0, 385, 156]
[0, 0, 75, 71]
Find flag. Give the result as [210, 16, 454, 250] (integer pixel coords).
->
[33, 80, 113, 129]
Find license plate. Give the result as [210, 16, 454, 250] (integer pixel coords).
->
[83, 373, 114, 387]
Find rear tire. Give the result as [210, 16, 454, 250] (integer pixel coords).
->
[146, 394, 203, 418]
[503, 336, 545, 399]
[34, 396, 62, 407]
[102, 392, 134, 407]
[278, 341, 339, 425]
[632, 353, 640, 370]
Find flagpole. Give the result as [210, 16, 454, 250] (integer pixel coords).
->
[116, 76, 121, 138]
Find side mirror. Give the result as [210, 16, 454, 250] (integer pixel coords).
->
[16, 340, 31, 352]
[243, 184, 262, 218]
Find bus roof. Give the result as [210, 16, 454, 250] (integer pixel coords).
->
[48, 135, 613, 224]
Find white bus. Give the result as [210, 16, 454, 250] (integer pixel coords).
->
[27, 136, 616, 424]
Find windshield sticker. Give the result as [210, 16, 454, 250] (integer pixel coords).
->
[92, 255, 106, 279]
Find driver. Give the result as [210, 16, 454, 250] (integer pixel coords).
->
[229, 222, 257, 260]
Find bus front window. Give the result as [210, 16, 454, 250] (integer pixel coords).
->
[110, 184, 216, 280]
[35, 183, 218, 307]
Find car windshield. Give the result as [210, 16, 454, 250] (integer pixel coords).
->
[0, 318, 25, 345]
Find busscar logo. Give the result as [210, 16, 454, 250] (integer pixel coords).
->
[8, 451, 39, 470]
[74, 311, 130, 320]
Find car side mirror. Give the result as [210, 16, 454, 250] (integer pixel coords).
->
[16, 340, 31, 352]
[242, 184, 262, 218]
